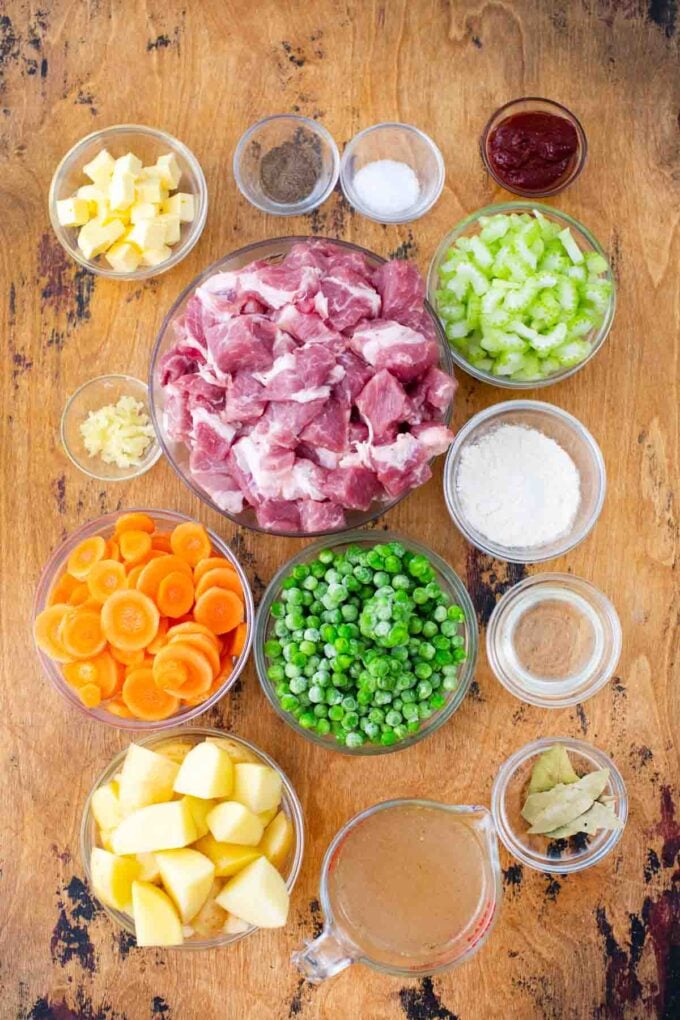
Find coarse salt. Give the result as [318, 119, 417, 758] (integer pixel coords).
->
[352, 159, 420, 218]
[455, 424, 581, 548]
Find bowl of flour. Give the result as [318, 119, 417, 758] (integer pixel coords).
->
[444, 400, 606, 563]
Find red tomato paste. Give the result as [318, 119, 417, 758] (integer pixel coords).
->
[487, 111, 579, 193]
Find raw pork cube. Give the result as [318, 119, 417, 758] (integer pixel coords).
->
[323, 466, 383, 511]
[190, 407, 237, 461]
[326, 249, 372, 279]
[253, 399, 327, 449]
[410, 423, 454, 456]
[298, 500, 346, 533]
[320, 267, 381, 332]
[222, 372, 268, 424]
[228, 438, 296, 505]
[372, 260, 425, 328]
[355, 370, 412, 442]
[299, 398, 350, 453]
[334, 351, 373, 403]
[274, 305, 343, 347]
[257, 344, 337, 402]
[350, 320, 439, 383]
[255, 499, 301, 532]
[408, 366, 456, 418]
[205, 315, 277, 374]
[237, 263, 322, 310]
[368, 433, 432, 497]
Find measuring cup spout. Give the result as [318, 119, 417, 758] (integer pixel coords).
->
[292, 926, 355, 983]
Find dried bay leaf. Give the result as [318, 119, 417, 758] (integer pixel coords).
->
[544, 799, 623, 839]
[528, 745, 580, 794]
[522, 769, 611, 833]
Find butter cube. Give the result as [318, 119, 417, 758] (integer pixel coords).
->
[56, 197, 91, 227]
[162, 192, 195, 223]
[136, 178, 168, 205]
[77, 217, 125, 259]
[139, 164, 163, 180]
[156, 213, 181, 245]
[114, 152, 143, 177]
[77, 183, 105, 203]
[130, 202, 159, 224]
[109, 170, 136, 211]
[82, 149, 115, 185]
[140, 245, 172, 267]
[155, 153, 182, 190]
[127, 219, 166, 251]
[105, 242, 142, 273]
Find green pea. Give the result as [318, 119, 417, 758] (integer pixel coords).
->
[328, 704, 344, 721]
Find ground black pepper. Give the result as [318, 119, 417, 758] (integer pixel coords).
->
[258, 130, 321, 204]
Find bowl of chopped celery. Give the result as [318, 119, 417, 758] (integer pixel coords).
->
[254, 531, 478, 756]
[61, 374, 161, 481]
[427, 202, 615, 388]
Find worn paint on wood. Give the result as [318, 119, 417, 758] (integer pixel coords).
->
[0, 1, 678, 1018]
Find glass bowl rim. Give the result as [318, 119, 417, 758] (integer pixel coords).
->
[485, 572, 622, 707]
[443, 399, 607, 564]
[48, 122, 208, 280]
[340, 121, 445, 224]
[232, 114, 340, 216]
[60, 373, 162, 481]
[149, 235, 454, 538]
[490, 735, 627, 874]
[32, 507, 255, 730]
[79, 725, 305, 949]
[426, 200, 616, 389]
[479, 97, 588, 199]
[253, 528, 479, 756]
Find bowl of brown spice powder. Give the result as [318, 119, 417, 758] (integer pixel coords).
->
[233, 114, 340, 216]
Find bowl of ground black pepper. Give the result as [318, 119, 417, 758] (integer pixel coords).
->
[233, 114, 340, 216]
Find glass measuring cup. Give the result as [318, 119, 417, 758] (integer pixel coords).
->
[293, 799, 502, 982]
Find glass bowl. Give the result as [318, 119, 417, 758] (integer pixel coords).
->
[80, 726, 304, 949]
[61, 374, 161, 481]
[254, 530, 478, 756]
[480, 97, 587, 198]
[32, 508, 254, 730]
[48, 124, 208, 280]
[427, 202, 616, 389]
[486, 573, 622, 708]
[149, 236, 454, 538]
[233, 115, 339, 216]
[444, 400, 606, 564]
[491, 737, 627, 874]
[340, 123, 445, 224]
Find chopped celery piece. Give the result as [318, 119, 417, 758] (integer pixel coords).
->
[558, 227, 584, 265]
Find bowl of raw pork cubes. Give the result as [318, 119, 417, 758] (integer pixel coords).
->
[150, 237, 456, 536]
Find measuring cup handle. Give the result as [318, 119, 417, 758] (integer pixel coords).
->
[292, 926, 355, 983]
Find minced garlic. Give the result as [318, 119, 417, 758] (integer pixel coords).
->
[80, 395, 155, 469]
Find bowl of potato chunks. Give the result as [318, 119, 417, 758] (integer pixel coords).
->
[81, 728, 304, 948]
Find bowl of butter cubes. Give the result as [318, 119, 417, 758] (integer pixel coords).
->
[49, 124, 208, 280]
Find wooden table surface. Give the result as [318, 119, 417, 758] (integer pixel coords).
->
[1, 2, 678, 1018]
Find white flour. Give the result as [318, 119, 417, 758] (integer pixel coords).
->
[456, 424, 581, 548]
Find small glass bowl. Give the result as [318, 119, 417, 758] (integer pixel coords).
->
[486, 573, 622, 708]
[444, 400, 606, 564]
[61, 374, 161, 482]
[427, 202, 616, 389]
[254, 530, 478, 756]
[80, 726, 304, 949]
[32, 508, 254, 730]
[48, 124, 208, 280]
[491, 737, 627, 874]
[340, 123, 445, 224]
[480, 97, 587, 199]
[233, 115, 340, 216]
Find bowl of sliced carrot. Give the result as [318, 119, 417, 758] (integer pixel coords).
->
[32, 509, 253, 729]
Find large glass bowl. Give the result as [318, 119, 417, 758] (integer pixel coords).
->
[32, 508, 254, 730]
[427, 202, 616, 389]
[81, 727, 304, 949]
[149, 236, 454, 538]
[254, 530, 478, 756]
[48, 124, 208, 280]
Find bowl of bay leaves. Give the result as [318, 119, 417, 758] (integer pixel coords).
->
[491, 738, 627, 874]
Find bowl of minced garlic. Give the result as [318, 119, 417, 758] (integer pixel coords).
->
[61, 374, 160, 481]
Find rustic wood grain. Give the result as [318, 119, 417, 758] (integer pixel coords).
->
[0, 1, 678, 1018]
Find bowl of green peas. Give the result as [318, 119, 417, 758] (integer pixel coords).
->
[254, 531, 478, 755]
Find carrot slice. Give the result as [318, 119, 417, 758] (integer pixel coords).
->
[169, 631, 220, 676]
[151, 532, 174, 553]
[105, 539, 122, 562]
[170, 522, 212, 567]
[123, 669, 179, 721]
[147, 616, 169, 654]
[126, 564, 145, 589]
[110, 645, 145, 667]
[101, 590, 159, 651]
[106, 697, 134, 719]
[193, 557, 234, 584]
[78, 683, 102, 708]
[182, 660, 233, 706]
[67, 536, 107, 580]
[49, 573, 81, 606]
[34, 605, 73, 662]
[86, 559, 127, 603]
[194, 588, 244, 635]
[68, 583, 92, 607]
[156, 571, 195, 619]
[63, 659, 99, 688]
[137, 555, 192, 600]
[125, 655, 154, 676]
[230, 621, 248, 659]
[114, 512, 155, 536]
[152, 642, 213, 697]
[59, 608, 106, 659]
[64, 652, 119, 698]
[119, 529, 153, 565]
[195, 568, 244, 601]
[166, 622, 221, 649]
